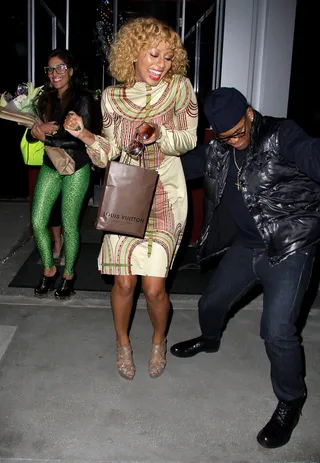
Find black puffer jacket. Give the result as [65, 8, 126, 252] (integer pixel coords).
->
[197, 110, 320, 266]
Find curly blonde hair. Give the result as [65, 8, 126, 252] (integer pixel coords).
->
[108, 17, 188, 87]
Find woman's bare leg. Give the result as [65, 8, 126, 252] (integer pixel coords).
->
[142, 276, 170, 344]
[111, 275, 138, 346]
[111, 275, 138, 380]
[142, 276, 169, 378]
[51, 225, 62, 255]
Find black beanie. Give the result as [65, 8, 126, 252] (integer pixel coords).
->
[203, 87, 248, 134]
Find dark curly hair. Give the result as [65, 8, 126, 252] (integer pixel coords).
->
[37, 48, 85, 122]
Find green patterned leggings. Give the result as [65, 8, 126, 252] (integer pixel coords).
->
[32, 163, 91, 275]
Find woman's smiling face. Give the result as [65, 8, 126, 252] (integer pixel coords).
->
[46, 56, 73, 96]
[134, 41, 174, 86]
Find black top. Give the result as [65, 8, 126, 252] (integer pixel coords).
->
[224, 147, 265, 247]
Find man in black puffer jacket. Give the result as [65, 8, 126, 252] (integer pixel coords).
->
[171, 87, 320, 449]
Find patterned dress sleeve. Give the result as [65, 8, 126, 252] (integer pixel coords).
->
[157, 76, 198, 156]
[85, 88, 120, 168]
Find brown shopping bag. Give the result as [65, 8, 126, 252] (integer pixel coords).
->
[96, 160, 159, 238]
[45, 146, 75, 175]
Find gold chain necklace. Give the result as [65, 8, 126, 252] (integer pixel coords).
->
[233, 148, 241, 190]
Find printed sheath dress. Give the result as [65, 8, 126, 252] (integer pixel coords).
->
[86, 74, 198, 277]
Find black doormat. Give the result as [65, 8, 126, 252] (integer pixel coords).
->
[8, 243, 212, 294]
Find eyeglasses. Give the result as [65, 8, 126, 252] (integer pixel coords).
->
[44, 64, 68, 75]
[216, 117, 247, 143]
[126, 137, 145, 159]
[125, 122, 156, 159]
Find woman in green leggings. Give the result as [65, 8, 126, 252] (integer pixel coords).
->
[29, 48, 99, 299]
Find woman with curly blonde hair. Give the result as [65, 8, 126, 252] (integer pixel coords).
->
[108, 17, 188, 87]
[64, 17, 198, 380]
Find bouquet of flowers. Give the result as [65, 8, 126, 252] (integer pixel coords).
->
[0, 82, 43, 128]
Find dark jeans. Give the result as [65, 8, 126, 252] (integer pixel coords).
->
[199, 243, 316, 402]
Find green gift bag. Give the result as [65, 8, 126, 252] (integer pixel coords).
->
[20, 128, 44, 166]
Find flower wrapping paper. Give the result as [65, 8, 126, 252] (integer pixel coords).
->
[0, 82, 43, 128]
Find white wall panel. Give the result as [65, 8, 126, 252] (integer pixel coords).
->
[220, 0, 297, 117]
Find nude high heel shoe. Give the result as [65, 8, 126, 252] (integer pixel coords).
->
[116, 342, 136, 380]
[149, 339, 167, 378]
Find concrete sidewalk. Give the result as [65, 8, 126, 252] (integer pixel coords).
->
[0, 200, 319, 463]
[0, 199, 30, 265]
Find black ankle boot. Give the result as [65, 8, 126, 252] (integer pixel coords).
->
[34, 269, 59, 297]
[257, 393, 307, 449]
[54, 275, 76, 299]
